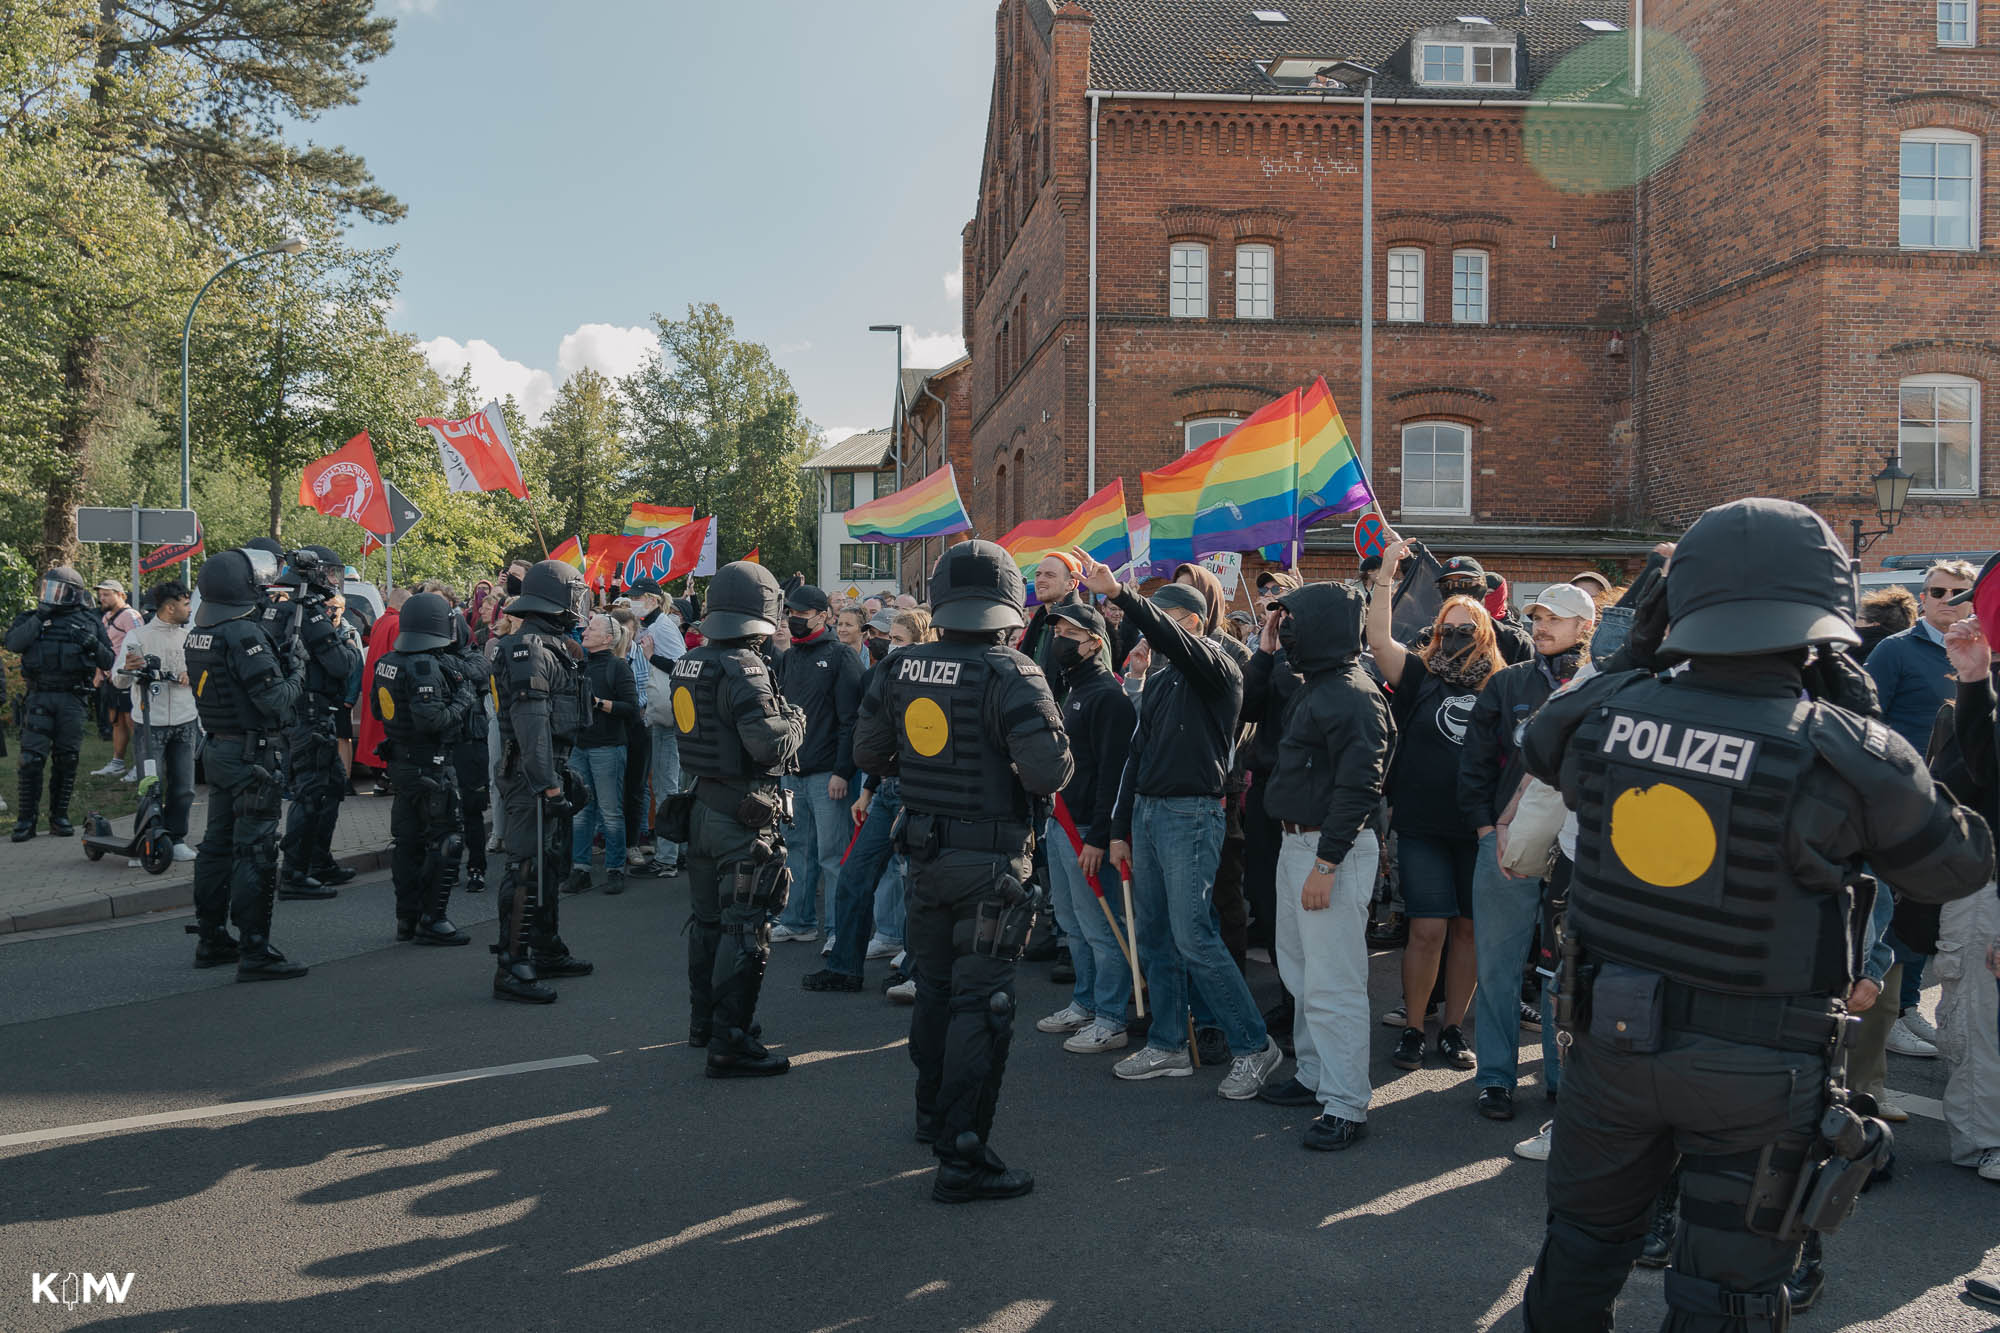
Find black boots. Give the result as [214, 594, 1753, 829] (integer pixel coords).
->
[704, 1028, 790, 1078]
[47, 762, 75, 835]
[932, 1132, 1033, 1204]
[531, 938, 594, 976]
[189, 925, 240, 970]
[705, 942, 784, 1077]
[10, 819, 33, 842]
[310, 863, 358, 885]
[279, 867, 337, 900]
[408, 916, 470, 946]
[14, 762, 43, 840]
[493, 953, 556, 1004]
[236, 936, 308, 981]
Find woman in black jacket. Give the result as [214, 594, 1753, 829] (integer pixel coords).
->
[563, 612, 641, 896]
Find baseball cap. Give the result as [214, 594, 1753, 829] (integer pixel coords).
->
[785, 585, 831, 614]
[866, 608, 896, 634]
[1526, 583, 1598, 622]
[1048, 601, 1108, 640]
[1570, 569, 1613, 594]
[627, 577, 665, 598]
[94, 578, 126, 595]
[1436, 557, 1485, 585]
[1148, 583, 1208, 619]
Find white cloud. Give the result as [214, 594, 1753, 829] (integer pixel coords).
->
[902, 328, 967, 369]
[556, 322, 658, 383]
[943, 267, 963, 303]
[818, 425, 869, 447]
[418, 335, 557, 424]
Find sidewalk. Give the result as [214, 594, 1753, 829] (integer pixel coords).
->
[0, 785, 395, 934]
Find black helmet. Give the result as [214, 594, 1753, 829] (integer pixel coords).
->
[396, 592, 456, 651]
[507, 558, 588, 626]
[928, 540, 1025, 633]
[37, 565, 86, 609]
[1660, 498, 1861, 659]
[194, 550, 265, 626]
[700, 561, 782, 639]
[239, 539, 282, 590]
[279, 545, 343, 596]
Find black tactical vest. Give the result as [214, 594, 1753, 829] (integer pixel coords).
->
[297, 601, 356, 705]
[884, 642, 1028, 823]
[673, 647, 751, 780]
[373, 650, 448, 749]
[496, 626, 587, 748]
[19, 610, 99, 690]
[1567, 675, 1847, 996]
[259, 600, 302, 676]
[187, 617, 283, 733]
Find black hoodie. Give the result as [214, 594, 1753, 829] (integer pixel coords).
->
[1057, 653, 1137, 848]
[1262, 583, 1395, 866]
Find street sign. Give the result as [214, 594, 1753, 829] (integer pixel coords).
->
[382, 481, 422, 544]
[76, 507, 198, 546]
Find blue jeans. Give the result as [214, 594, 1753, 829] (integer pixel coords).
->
[778, 772, 855, 931]
[1887, 927, 1930, 1013]
[872, 851, 906, 946]
[1471, 829, 1549, 1090]
[140, 720, 199, 841]
[649, 724, 682, 857]
[826, 779, 903, 976]
[1046, 817, 1131, 1027]
[1129, 794, 1266, 1056]
[567, 745, 626, 868]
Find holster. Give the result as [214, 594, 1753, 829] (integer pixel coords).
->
[1770, 1100, 1894, 1240]
[659, 791, 695, 844]
[970, 874, 1039, 960]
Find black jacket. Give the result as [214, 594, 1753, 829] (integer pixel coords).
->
[1262, 583, 1394, 864]
[1058, 657, 1137, 849]
[778, 631, 865, 778]
[577, 647, 640, 749]
[1108, 589, 1244, 840]
[1241, 642, 1301, 778]
[1018, 589, 1110, 703]
[1459, 650, 1581, 831]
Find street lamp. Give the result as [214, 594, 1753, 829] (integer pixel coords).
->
[1847, 454, 1915, 571]
[1325, 60, 1380, 477]
[180, 237, 307, 577]
[868, 323, 904, 588]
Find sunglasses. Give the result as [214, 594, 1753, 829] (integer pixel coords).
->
[1928, 586, 1971, 599]
[1440, 580, 1483, 595]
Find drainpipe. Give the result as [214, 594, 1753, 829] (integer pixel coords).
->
[1087, 90, 1102, 494]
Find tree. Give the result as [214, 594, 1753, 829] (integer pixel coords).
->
[523, 368, 630, 542]
[620, 304, 818, 580]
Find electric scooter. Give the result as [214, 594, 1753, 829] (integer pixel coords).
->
[81, 655, 174, 875]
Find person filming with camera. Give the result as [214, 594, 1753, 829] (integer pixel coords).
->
[111, 579, 199, 863]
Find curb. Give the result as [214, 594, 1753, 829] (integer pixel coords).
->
[3, 845, 394, 936]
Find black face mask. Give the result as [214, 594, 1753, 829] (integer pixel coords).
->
[503, 573, 523, 597]
[1440, 623, 1477, 653]
[866, 636, 890, 663]
[1052, 637, 1090, 671]
[787, 616, 814, 640]
[1277, 620, 1299, 656]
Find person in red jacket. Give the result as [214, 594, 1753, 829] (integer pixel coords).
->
[354, 588, 407, 789]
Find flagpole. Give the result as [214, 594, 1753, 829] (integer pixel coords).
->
[527, 507, 550, 559]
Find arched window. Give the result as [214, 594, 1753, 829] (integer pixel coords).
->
[1012, 448, 1026, 525]
[1401, 422, 1472, 515]
[1184, 416, 1239, 452]
[996, 463, 1010, 529]
[1901, 129, 1979, 250]
[1900, 374, 1981, 494]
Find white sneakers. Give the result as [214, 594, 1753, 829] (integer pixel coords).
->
[92, 758, 126, 777]
[1036, 1002, 1092, 1034]
[1115, 1045, 1193, 1080]
[1515, 1121, 1555, 1161]
[885, 977, 916, 1004]
[1887, 1015, 1939, 1059]
[1064, 1020, 1129, 1053]
[1978, 1148, 2000, 1182]
[121, 767, 139, 784]
[172, 842, 197, 862]
[1218, 1038, 1284, 1100]
[865, 936, 901, 960]
[768, 924, 819, 944]
[1875, 1096, 1911, 1123]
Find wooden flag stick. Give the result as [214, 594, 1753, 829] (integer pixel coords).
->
[1121, 871, 1145, 1019]
[1093, 891, 1146, 1018]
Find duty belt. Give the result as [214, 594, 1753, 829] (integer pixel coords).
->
[692, 775, 780, 818]
[1661, 978, 1850, 1056]
[904, 811, 1032, 856]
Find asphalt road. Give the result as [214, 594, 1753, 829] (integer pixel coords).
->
[1, 868, 1994, 1331]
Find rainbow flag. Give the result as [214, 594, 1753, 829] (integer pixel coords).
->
[549, 536, 585, 571]
[997, 479, 1132, 583]
[1142, 390, 1301, 565]
[624, 503, 694, 535]
[1297, 376, 1375, 525]
[844, 465, 972, 543]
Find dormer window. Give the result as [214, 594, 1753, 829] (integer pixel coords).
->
[1419, 39, 1515, 88]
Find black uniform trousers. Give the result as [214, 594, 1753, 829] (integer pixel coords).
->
[686, 800, 769, 1037]
[279, 706, 346, 875]
[452, 737, 489, 877]
[494, 743, 571, 956]
[388, 749, 461, 922]
[16, 688, 87, 823]
[905, 844, 1032, 1155]
[1525, 1026, 1827, 1332]
[192, 735, 283, 939]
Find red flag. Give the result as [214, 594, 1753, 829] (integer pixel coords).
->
[360, 532, 384, 557]
[300, 432, 394, 535]
[742, 546, 760, 564]
[418, 403, 529, 500]
[582, 534, 643, 587]
[140, 521, 203, 574]
[624, 517, 712, 585]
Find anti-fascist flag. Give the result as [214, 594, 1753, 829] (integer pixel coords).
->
[418, 402, 529, 500]
[299, 432, 394, 536]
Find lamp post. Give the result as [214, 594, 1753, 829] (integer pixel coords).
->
[1328, 60, 1380, 478]
[180, 238, 306, 578]
[1846, 455, 1915, 574]
[868, 323, 904, 589]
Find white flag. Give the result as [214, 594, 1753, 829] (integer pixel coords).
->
[695, 517, 718, 576]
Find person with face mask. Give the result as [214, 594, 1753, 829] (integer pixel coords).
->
[629, 577, 687, 875]
[1459, 579, 1598, 1121]
[770, 585, 865, 944]
[6, 566, 115, 840]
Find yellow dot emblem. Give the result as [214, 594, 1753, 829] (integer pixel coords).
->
[673, 685, 697, 734]
[1609, 783, 1717, 888]
[905, 696, 949, 758]
[376, 685, 395, 722]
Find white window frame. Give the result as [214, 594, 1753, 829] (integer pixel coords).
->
[1418, 40, 1515, 88]
[1400, 421, 1472, 516]
[1900, 129, 1981, 251]
[1452, 248, 1490, 324]
[1938, 0, 1976, 45]
[1184, 416, 1239, 452]
[1234, 243, 1274, 319]
[1899, 373, 1982, 496]
[1388, 247, 1425, 322]
[1170, 242, 1209, 318]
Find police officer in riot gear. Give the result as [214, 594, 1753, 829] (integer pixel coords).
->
[277, 546, 361, 897]
[491, 558, 596, 1003]
[6, 566, 113, 841]
[186, 549, 313, 978]
[449, 610, 495, 895]
[372, 592, 477, 946]
[672, 560, 807, 1077]
[1519, 499, 1994, 1332]
[853, 540, 1073, 1203]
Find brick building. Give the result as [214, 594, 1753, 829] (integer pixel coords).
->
[894, 356, 974, 595]
[958, 0, 2000, 587]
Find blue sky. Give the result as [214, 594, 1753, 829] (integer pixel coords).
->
[318, 0, 992, 442]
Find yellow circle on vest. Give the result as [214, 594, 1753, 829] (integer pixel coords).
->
[905, 696, 949, 757]
[376, 685, 395, 722]
[673, 685, 697, 734]
[1609, 783, 1716, 888]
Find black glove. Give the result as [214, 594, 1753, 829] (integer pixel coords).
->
[1620, 575, 1671, 671]
[1805, 648, 1882, 718]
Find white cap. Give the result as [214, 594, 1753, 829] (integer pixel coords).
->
[94, 578, 126, 595]
[1526, 582, 1598, 621]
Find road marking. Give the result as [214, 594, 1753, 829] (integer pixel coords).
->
[0, 1053, 598, 1150]
[1887, 1089, 1945, 1121]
